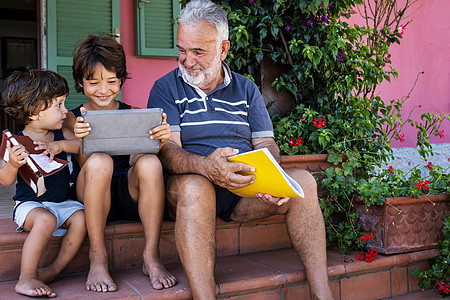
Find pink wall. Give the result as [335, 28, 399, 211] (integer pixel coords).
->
[360, 0, 450, 147]
[120, 1, 449, 147]
[120, 1, 178, 109]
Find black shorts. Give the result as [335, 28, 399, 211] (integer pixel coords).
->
[214, 185, 241, 222]
[107, 169, 140, 221]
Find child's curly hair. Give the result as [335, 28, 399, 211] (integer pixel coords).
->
[72, 34, 129, 94]
[2, 69, 69, 127]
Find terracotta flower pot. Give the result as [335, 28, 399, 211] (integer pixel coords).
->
[281, 154, 340, 197]
[354, 194, 450, 254]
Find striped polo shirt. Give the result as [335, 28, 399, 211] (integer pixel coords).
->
[147, 63, 274, 157]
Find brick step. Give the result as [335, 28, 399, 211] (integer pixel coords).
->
[0, 215, 290, 282]
[0, 247, 441, 299]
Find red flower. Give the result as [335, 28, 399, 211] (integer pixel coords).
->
[438, 129, 444, 139]
[360, 232, 373, 242]
[437, 280, 450, 295]
[289, 137, 303, 147]
[312, 117, 326, 128]
[355, 248, 378, 263]
[397, 133, 405, 143]
[415, 179, 423, 189]
[422, 180, 430, 190]
[427, 162, 434, 170]
[388, 166, 394, 175]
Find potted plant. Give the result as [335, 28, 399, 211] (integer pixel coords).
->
[214, 0, 448, 272]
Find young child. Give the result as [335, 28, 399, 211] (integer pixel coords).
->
[64, 34, 176, 293]
[0, 69, 86, 298]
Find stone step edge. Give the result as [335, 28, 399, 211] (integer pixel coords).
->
[0, 215, 286, 250]
[0, 248, 438, 299]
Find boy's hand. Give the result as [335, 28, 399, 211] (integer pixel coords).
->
[150, 113, 171, 148]
[74, 107, 91, 139]
[34, 141, 62, 162]
[7, 141, 28, 169]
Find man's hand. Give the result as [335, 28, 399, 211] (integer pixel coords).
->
[255, 193, 290, 206]
[150, 113, 171, 148]
[34, 141, 62, 162]
[7, 141, 28, 169]
[74, 107, 91, 139]
[203, 147, 256, 190]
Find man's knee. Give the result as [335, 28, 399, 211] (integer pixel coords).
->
[166, 175, 215, 215]
[286, 168, 318, 195]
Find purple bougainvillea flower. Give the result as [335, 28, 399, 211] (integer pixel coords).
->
[321, 16, 329, 23]
[249, 0, 253, 6]
[285, 24, 292, 32]
[336, 54, 343, 62]
[306, 19, 314, 27]
[327, 3, 332, 9]
[319, 1, 323, 9]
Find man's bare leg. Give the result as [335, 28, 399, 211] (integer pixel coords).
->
[77, 153, 116, 292]
[127, 155, 176, 289]
[230, 168, 333, 300]
[166, 174, 217, 299]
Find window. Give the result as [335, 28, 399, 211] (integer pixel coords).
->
[46, 0, 121, 109]
[135, 0, 179, 58]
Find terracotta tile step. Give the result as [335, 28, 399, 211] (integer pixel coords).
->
[0, 215, 291, 282]
[0, 248, 441, 299]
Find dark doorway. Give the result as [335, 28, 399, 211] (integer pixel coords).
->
[0, 0, 38, 134]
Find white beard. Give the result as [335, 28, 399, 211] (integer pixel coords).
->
[179, 51, 222, 88]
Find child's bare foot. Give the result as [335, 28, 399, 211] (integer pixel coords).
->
[37, 265, 59, 283]
[142, 260, 177, 290]
[15, 275, 56, 298]
[86, 261, 117, 292]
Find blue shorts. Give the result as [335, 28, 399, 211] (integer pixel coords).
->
[13, 200, 84, 237]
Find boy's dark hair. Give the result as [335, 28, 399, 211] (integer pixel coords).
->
[72, 34, 129, 94]
[2, 69, 69, 127]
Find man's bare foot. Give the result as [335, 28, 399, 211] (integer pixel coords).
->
[142, 260, 177, 290]
[15, 275, 56, 298]
[86, 261, 117, 292]
[37, 265, 59, 283]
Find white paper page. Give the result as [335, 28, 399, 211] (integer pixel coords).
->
[29, 154, 64, 173]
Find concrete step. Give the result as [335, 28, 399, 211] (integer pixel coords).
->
[0, 247, 440, 299]
[0, 215, 290, 282]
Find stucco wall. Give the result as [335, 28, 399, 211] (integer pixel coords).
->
[120, 1, 178, 109]
[374, 0, 450, 147]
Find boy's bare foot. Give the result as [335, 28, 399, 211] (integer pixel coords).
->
[86, 261, 117, 292]
[37, 265, 59, 283]
[15, 275, 56, 298]
[142, 260, 177, 290]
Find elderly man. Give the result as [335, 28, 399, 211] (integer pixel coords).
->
[147, 0, 334, 299]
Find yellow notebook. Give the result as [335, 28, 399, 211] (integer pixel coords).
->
[227, 148, 304, 198]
